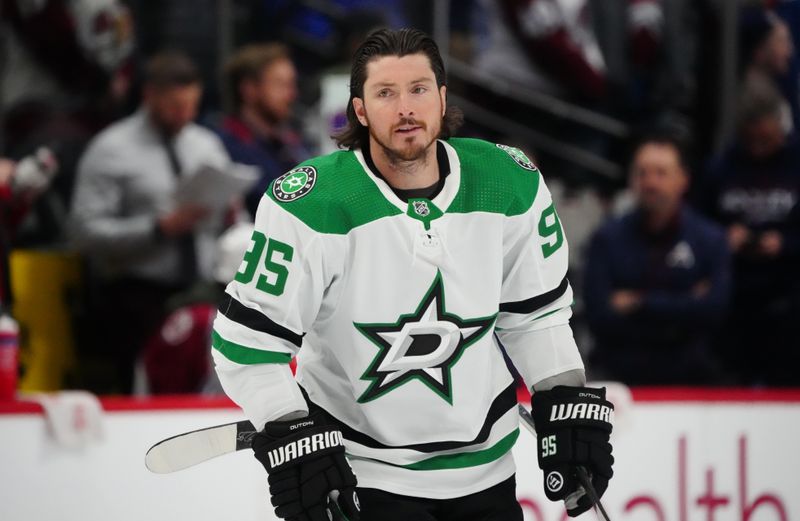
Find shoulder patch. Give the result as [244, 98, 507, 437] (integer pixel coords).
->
[273, 166, 317, 202]
[496, 144, 537, 171]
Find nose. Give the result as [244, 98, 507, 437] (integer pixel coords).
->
[397, 92, 414, 117]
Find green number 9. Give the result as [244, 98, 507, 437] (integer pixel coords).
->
[538, 202, 564, 258]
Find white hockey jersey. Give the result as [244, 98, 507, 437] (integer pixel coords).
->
[212, 138, 583, 499]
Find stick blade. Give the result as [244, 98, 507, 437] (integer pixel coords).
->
[145, 420, 255, 473]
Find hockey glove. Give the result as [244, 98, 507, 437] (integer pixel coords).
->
[530, 386, 614, 517]
[253, 411, 360, 521]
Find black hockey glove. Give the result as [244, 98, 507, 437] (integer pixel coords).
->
[252, 411, 360, 521]
[530, 386, 614, 517]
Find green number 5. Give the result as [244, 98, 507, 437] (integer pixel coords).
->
[538, 202, 564, 258]
[234, 231, 294, 296]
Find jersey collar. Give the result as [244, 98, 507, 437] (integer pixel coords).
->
[354, 139, 462, 214]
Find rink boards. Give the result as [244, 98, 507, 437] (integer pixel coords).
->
[1, 388, 799, 521]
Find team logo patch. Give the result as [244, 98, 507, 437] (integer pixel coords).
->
[273, 166, 317, 202]
[413, 200, 430, 217]
[355, 271, 496, 404]
[496, 144, 537, 171]
[546, 471, 564, 493]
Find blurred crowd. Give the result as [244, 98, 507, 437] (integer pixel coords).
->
[0, 0, 798, 394]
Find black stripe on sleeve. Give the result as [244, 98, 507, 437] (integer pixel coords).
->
[498, 275, 569, 315]
[218, 294, 304, 348]
[302, 383, 517, 453]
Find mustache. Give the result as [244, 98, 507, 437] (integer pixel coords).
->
[393, 118, 426, 131]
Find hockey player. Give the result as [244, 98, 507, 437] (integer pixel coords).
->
[213, 28, 614, 520]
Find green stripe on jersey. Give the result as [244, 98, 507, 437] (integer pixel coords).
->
[267, 150, 402, 234]
[398, 428, 519, 471]
[211, 330, 292, 365]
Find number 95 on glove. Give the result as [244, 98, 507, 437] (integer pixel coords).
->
[252, 411, 360, 521]
[531, 386, 614, 517]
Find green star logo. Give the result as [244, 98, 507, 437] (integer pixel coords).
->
[282, 172, 307, 192]
[273, 166, 317, 202]
[355, 272, 496, 404]
[496, 144, 537, 171]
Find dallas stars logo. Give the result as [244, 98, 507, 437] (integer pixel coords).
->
[355, 272, 496, 404]
[496, 144, 537, 171]
[273, 166, 317, 202]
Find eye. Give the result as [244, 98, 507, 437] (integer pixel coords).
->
[377, 89, 392, 98]
[412, 85, 428, 94]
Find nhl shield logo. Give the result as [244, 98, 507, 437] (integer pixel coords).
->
[273, 166, 317, 202]
[413, 200, 430, 217]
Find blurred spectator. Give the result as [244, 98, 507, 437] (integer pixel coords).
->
[1, 0, 135, 245]
[584, 134, 730, 385]
[597, 0, 699, 137]
[219, 44, 310, 217]
[740, 6, 797, 131]
[702, 74, 800, 385]
[771, 0, 800, 132]
[69, 51, 231, 393]
[1, 0, 133, 109]
[475, 0, 607, 102]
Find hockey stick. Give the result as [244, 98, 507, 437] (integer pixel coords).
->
[145, 407, 610, 520]
[517, 404, 612, 521]
[145, 420, 348, 519]
[145, 419, 256, 473]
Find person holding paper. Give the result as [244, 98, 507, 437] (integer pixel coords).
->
[69, 51, 231, 393]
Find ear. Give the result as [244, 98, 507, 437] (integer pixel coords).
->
[353, 97, 368, 127]
[440, 85, 447, 118]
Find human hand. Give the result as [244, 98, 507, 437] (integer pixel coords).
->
[757, 231, 783, 257]
[253, 411, 360, 521]
[158, 204, 211, 237]
[727, 224, 751, 253]
[692, 280, 711, 298]
[610, 290, 642, 314]
[530, 386, 614, 517]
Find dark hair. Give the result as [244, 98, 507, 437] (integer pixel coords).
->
[631, 130, 691, 172]
[333, 28, 463, 150]
[144, 51, 200, 89]
[737, 72, 785, 130]
[739, 8, 780, 68]
[224, 44, 291, 111]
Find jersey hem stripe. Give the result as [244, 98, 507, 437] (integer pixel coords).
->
[303, 383, 517, 453]
[499, 275, 569, 314]
[211, 330, 292, 365]
[352, 454, 516, 500]
[349, 428, 519, 471]
[399, 428, 519, 470]
[218, 294, 303, 347]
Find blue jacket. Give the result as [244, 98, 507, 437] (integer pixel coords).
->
[702, 134, 800, 299]
[216, 116, 310, 217]
[583, 206, 731, 384]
